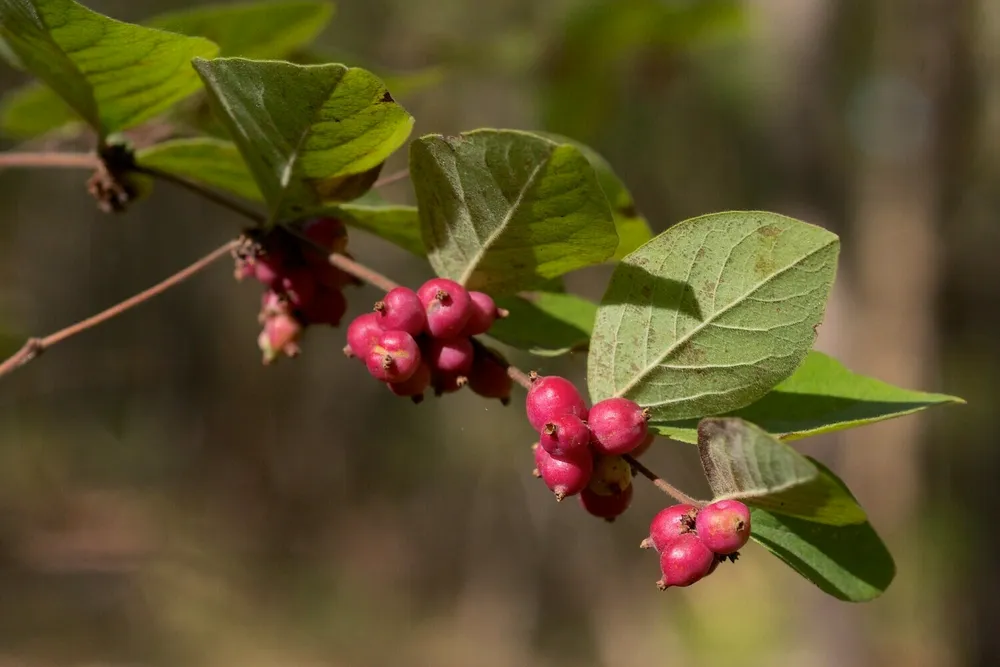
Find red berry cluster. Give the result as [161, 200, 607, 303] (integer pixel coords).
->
[527, 374, 654, 521]
[344, 278, 513, 404]
[233, 218, 359, 363]
[641, 499, 751, 589]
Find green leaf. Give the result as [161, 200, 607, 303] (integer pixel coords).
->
[410, 129, 618, 294]
[136, 137, 263, 202]
[750, 463, 895, 602]
[193, 57, 413, 223]
[535, 132, 652, 260]
[0, 0, 219, 138]
[587, 211, 839, 421]
[0, 80, 78, 137]
[332, 203, 423, 256]
[652, 351, 964, 444]
[698, 418, 866, 525]
[489, 292, 597, 356]
[148, 1, 334, 59]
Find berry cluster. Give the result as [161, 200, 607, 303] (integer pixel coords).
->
[527, 374, 653, 521]
[641, 499, 751, 589]
[233, 218, 359, 363]
[344, 278, 513, 404]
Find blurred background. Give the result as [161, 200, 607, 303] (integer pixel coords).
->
[0, 0, 994, 665]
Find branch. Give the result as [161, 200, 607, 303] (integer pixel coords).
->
[373, 168, 409, 189]
[136, 166, 267, 225]
[0, 240, 239, 379]
[0, 152, 100, 170]
[624, 455, 707, 507]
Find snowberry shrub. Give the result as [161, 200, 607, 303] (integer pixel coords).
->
[0, 0, 964, 603]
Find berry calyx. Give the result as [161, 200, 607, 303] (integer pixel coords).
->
[424, 337, 475, 375]
[346, 313, 384, 358]
[525, 374, 588, 431]
[588, 455, 633, 496]
[694, 500, 751, 555]
[656, 533, 716, 589]
[463, 291, 503, 336]
[579, 484, 633, 521]
[374, 287, 426, 336]
[539, 413, 590, 458]
[535, 446, 593, 501]
[388, 361, 432, 403]
[467, 350, 513, 405]
[588, 397, 649, 455]
[365, 330, 421, 382]
[417, 278, 472, 339]
[642, 504, 697, 551]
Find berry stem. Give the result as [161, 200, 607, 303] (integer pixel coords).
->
[0, 240, 239, 379]
[0, 151, 100, 170]
[327, 252, 400, 292]
[623, 454, 707, 507]
[373, 168, 409, 189]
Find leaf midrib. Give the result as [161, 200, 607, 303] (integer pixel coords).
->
[457, 157, 547, 285]
[614, 238, 836, 399]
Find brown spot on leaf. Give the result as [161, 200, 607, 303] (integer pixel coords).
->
[755, 254, 776, 277]
[381, 90, 394, 103]
[758, 224, 781, 238]
[618, 202, 639, 218]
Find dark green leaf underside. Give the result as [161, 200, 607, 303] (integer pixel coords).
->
[750, 461, 894, 603]
[652, 350, 963, 444]
[698, 418, 866, 525]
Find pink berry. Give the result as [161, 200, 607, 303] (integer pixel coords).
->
[467, 351, 512, 405]
[313, 262, 358, 290]
[417, 278, 472, 339]
[588, 397, 649, 456]
[643, 504, 697, 551]
[388, 361, 432, 403]
[431, 372, 467, 396]
[259, 289, 289, 321]
[695, 500, 752, 555]
[303, 216, 348, 254]
[535, 446, 593, 501]
[366, 330, 421, 382]
[631, 432, 655, 458]
[579, 484, 633, 521]
[300, 287, 347, 326]
[278, 268, 317, 309]
[588, 455, 633, 496]
[374, 287, 426, 336]
[525, 374, 588, 431]
[539, 413, 590, 458]
[425, 337, 474, 375]
[258, 313, 302, 364]
[656, 533, 715, 589]
[463, 291, 500, 336]
[346, 313, 384, 358]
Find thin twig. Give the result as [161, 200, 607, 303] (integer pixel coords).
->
[327, 252, 400, 292]
[373, 168, 409, 189]
[0, 152, 99, 170]
[0, 240, 239, 380]
[136, 166, 267, 225]
[624, 454, 706, 507]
